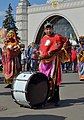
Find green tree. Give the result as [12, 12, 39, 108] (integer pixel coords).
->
[2, 3, 18, 37]
[27, 0, 31, 6]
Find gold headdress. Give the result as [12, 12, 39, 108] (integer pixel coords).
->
[6, 30, 16, 39]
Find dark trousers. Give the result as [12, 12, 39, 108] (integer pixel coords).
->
[53, 85, 60, 102]
[48, 77, 60, 103]
[49, 84, 60, 102]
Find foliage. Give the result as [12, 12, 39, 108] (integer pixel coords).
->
[2, 3, 18, 38]
[28, 1, 31, 6]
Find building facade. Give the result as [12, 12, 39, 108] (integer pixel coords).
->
[16, 0, 84, 47]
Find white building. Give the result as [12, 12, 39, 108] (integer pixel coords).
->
[16, 0, 84, 47]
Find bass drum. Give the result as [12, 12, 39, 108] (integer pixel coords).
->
[11, 72, 49, 108]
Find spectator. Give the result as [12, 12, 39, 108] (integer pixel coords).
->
[31, 48, 39, 71]
[71, 46, 77, 72]
[28, 42, 37, 71]
[21, 44, 26, 72]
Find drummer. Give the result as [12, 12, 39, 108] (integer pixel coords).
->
[38, 22, 71, 106]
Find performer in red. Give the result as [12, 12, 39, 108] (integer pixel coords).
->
[38, 22, 71, 106]
[2, 30, 21, 88]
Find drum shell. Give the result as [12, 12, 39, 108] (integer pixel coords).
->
[12, 72, 49, 107]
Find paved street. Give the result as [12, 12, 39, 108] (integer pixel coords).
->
[0, 72, 84, 120]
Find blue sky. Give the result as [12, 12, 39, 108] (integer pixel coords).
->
[0, 0, 46, 28]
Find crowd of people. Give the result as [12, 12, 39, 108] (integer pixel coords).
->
[18, 41, 39, 72]
[21, 42, 78, 75]
[11, 41, 78, 74]
[61, 45, 78, 73]
[0, 30, 79, 76]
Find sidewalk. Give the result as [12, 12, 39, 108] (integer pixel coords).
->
[0, 72, 84, 120]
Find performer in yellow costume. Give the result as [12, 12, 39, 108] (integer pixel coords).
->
[77, 36, 84, 81]
[2, 30, 21, 88]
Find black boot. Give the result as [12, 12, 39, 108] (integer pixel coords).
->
[53, 85, 60, 106]
[47, 85, 60, 105]
[47, 96, 55, 103]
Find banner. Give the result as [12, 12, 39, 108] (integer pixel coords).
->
[0, 28, 6, 48]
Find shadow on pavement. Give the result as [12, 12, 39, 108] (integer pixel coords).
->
[60, 97, 84, 107]
[0, 115, 66, 120]
[36, 97, 84, 109]
[20, 97, 84, 110]
[0, 92, 11, 96]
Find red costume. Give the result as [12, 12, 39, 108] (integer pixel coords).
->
[39, 34, 71, 97]
[2, 30, 21, 84]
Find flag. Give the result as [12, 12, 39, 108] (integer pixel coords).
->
[0, 28, 6, 48]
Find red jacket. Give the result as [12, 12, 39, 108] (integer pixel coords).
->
[39, 34, 68, 58]
[71, 49, 77, 62]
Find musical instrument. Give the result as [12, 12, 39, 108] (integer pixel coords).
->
[11, 72, 49, 108]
